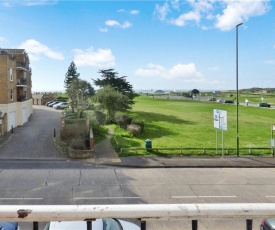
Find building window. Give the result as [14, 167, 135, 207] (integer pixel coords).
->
[10, 68, 13, 81]
[10, 89, 13, 101]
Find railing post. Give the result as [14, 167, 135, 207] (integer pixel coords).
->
[141, 220, 146, 230]
[33, 221, 38, 230]
[246, 219, 253, 230]
[87, 220, 92, 230]
[192, 220, 198, 230]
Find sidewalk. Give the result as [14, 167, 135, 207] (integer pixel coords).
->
[92, 128, 275, 168]
[107, 155, 275, 168]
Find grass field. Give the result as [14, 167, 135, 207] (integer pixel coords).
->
[112, 95, 275, 156]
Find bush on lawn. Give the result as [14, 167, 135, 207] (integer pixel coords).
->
[115, 113, 132, 128]
[127, 124, 143, 136]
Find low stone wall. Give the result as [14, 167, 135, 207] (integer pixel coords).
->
[53, 137, 94, 159]
[68, 149, 93, 159]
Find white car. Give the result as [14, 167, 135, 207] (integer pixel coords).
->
[53, 102, 69, 109]
[44, 218, 140, 230]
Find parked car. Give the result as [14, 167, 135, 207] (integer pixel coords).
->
[259, 102, 271, 108]
[208, 98, 216, 102]
[0, 222, 20, 230]
[53, 102, 69, 109]
[46, 100, 56, 106]
[44, 218, 140, 230]
[48, 101, 62, 107]
[217, 99, 225, 103]
[224, 100, 234, 104]
[260, 218, 275, 230]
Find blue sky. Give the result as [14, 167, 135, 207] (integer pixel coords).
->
[0, 0, 274, 92]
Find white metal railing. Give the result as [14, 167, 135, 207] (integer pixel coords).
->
[1, 203, 275, 229]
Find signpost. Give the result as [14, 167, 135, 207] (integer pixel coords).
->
[213, 109, 227, 157]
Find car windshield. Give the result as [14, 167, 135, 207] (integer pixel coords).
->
[102, 218, 122, 230]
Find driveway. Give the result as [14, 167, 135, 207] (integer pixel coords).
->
[0, 105, 66, 159]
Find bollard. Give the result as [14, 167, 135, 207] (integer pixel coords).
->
[54, 128, 56, 138]
[11, 125, 13, 134]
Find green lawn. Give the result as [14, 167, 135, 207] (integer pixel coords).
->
[112, 95, 275, 155]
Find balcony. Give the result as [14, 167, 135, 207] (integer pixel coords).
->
[16, 62, 31, 72]
[17, 78, 27, 86]
[17, 96, 27, 102]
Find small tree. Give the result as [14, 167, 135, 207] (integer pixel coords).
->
[64, 61, 80, 90]
[191, 89, 200, 96]
[93, 85, 131, 123]
[67, 79, 94, 116]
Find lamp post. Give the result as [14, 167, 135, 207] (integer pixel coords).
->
[236, 22, 243, 157]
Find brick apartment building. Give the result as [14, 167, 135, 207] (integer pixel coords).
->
[0, 49, 33, 136]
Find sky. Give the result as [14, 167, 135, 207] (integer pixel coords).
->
[0, 0, 274, 92]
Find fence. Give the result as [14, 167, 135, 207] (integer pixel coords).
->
[120, 147, 275, 156]
[2, 203, 275, 230]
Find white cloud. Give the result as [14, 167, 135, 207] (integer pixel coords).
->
[105, 20, 132, 29]
[18, 39, 64, 61]
[154, 1, 170, 22]
[117, 9, 125, 12]
[154, 0, 270, 31]
[215, 0, 270, 31]
[170, 11, 200, 26]
[99, 28, 108, 32]
[73, 47, 115, 68]
[0, 36, 7, 42]
[130, 10, 139, 15]
[171, 0, 180, 10]
[135, 63, 204, 81]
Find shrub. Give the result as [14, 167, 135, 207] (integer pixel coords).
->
[115, 113, 132, 128]
[127, 124, 142, 136]
[131, 119, 144, 132]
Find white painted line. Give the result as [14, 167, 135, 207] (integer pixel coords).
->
[75, 197, 141, 200]
[266, 196, 275, 198]
[172, 196, 237, 199]
[0, 198, 43, 200]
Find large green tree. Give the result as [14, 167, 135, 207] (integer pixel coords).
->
[64, 61, 80, 90]
[92, 69, 137, 103]
[93, 85, 131, 122]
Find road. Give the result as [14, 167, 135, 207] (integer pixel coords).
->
[0, 166, 273, 229]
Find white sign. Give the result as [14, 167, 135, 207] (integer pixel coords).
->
[213, 109, 227, 131]
[271, 139, 275, 147]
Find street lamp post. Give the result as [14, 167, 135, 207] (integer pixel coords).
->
[236, 22, 243, 157]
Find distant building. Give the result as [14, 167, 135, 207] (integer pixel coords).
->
[0, 49, 33, 136]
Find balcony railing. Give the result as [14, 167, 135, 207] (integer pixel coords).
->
[0, 203, 275, 230]
[16, 62, 31, 72]
[17, 79, 27, 85]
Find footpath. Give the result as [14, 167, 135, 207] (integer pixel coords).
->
[92, 127, 275, 168]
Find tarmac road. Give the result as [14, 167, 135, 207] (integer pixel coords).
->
[0, 105, 66, 159]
